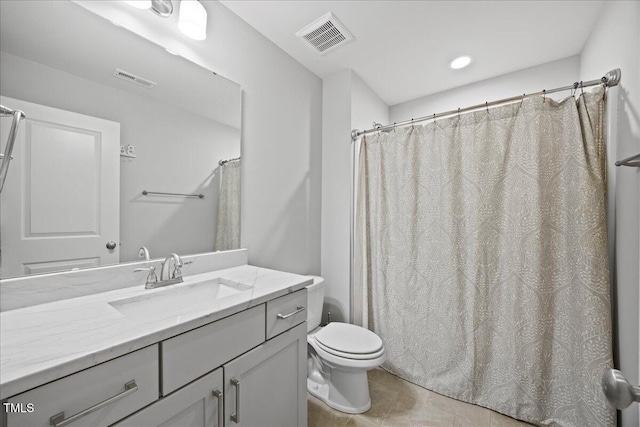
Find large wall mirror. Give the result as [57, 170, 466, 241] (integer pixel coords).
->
[0, 1, 241, 279]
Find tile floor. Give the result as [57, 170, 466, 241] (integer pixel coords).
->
[308, 369, 534, 427]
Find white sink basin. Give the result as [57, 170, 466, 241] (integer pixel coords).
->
[109, 278, 253, 322]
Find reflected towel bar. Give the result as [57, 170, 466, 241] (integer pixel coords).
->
[142, 190, 204, 199]
[615, 153, 640, 167]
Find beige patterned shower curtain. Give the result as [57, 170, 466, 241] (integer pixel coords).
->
[215, 159, 241, 251]
[356, 87, 614, 426]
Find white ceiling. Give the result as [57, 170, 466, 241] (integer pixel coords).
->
[221, 1, 604, 106]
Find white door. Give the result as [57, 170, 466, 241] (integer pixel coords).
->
[0, 96, 120, 277]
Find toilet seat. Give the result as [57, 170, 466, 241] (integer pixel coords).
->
[314, 339, 385, 360]
[312, 323, 384, 360]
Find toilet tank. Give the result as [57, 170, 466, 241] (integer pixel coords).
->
[306, 276, 325, 332]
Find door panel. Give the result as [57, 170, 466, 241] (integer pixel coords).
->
[224, 323, 307, 427]
[114, 368, 223, 427]
[0, 96, 119, 277]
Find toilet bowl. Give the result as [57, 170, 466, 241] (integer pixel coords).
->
[306, 276, 385, 414]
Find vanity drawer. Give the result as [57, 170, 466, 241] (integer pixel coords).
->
[266, 289, 307, 339]
[161, 305, 265, 395]
[5, 345, 159, 427]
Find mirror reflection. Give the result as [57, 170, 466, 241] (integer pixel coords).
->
[0, 1, 242, 279]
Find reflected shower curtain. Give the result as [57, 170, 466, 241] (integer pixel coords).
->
[215, 159, 240, 251]
[356, 87, 614, 427]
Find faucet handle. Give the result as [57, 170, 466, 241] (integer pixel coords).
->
[134, 266, 158, 287]
[172, 264, 183, 280]
[168, 253, 183, 280]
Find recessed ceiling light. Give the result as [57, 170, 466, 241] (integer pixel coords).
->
[450, 56, 472, 70]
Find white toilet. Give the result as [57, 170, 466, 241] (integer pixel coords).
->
[306, 276, 385, 414]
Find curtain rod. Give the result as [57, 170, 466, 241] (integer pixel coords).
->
[219, 156, 240, 166]
[351, 68, 621, 141]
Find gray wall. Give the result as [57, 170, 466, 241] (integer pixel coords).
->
[0, 52, 240, 263]
[390, 55, 580, 122]
[76, 1, 323, 276]
[321, 70, 390, 323]
[580, 2, 640, 426]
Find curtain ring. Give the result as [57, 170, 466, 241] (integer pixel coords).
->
[571, 81, 578, 97]
[433, 113, 436, 123]
[393, 122, 397, 132]
[457, 107, 461, 118]
[542, 89, 546, 103]
[485, 102, 489, 113]
[580, 81, 585, 96]
[411, 118, 414, 129]
[519, 93, 526, 108]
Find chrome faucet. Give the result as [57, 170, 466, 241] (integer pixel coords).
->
[133, 253, 185, 289]
[160, 253, 184, 284]
[133, 265, 159, 289]
[138, 246, 151, 261]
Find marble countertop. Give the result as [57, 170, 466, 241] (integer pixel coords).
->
[0, 265, 312, 400]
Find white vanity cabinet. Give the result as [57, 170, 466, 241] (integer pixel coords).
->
[113, 368, 224, 427]
[161, 305, 266, 396]
[2, 289, 308, 427]
[3, 345, 159, 427]
[224, 322, 307, 427]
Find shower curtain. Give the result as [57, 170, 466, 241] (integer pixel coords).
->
[214, 159, 240, 251]
[356, 87, 614, 427]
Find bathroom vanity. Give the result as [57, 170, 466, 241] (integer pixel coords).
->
[0, 260, 310, 427]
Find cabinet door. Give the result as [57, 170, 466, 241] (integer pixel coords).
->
[113, 368, 224, 427]
[5, 345, 158, 427]
[224, 322, 307, 427]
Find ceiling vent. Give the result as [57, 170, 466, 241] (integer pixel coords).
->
[296, 12, 353, 55]
[113, 69, 156, 88]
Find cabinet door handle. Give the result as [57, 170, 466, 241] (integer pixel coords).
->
[277, 306, 305, 319]
[212, 388, 223, 427]
[49, 380, 138, 427]
[230, 378, 240, 423]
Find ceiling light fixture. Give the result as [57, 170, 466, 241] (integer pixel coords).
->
[178, 0, 208, 41]
[124, 0, 152, 9]
[149, 0, 173, 18]
[450, 55, 472, 70]
[124, 0, 172, 17]
[124, 0, 207, 41]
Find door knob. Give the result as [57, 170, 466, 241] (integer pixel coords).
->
[601, 369, 640, 409]
[106, 241, 117, 250]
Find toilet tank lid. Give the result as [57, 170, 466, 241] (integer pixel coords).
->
[315, 323, 383, 355]
[306, 275, 324, 289]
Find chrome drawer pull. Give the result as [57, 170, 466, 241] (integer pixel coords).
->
[49, 380, 138, 427]
[212, 388, 223, 427]
[277, 306, 305, 319]
[230, 378, 240, 423]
